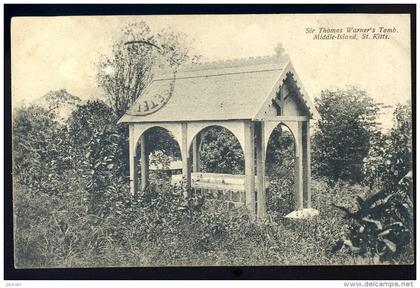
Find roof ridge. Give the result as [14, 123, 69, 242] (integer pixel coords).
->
[154, 67, 285, 82]
[181, 54, 287, 71]
[154, 54, 290, 79]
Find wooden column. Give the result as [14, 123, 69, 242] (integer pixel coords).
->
[244, 121, 256, 214]
[256, 121, 266, 219]
[192, 134, 201, 172]
[181, 123, 191, 198]
[302, 120, 311, 208]
[140, 133, 149, 191]
[294, 122, 304, 210]
[129, 124, 138, 195]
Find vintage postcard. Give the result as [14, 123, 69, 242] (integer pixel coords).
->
[9, 10, 414, 275]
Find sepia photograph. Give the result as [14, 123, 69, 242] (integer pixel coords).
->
[5, 4, 415, 280]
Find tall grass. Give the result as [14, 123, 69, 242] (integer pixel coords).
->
[14, 178, 366, 268]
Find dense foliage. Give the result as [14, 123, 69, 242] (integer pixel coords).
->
[15, 177, 360, 267]
[13, 106, 70, 195]
[363, 104, 412, 195]
[66, 101, 128, 215]
[331, 104, 414, 264]
[199, 126, 245, 174]
[332, 186, 413, 264]
[312, 87, 383, 184]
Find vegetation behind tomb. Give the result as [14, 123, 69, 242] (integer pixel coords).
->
[312, 87, 385, 184]
[199, 126, 245, 175]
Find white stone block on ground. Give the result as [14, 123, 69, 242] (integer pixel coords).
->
[284, 208, 319, 219]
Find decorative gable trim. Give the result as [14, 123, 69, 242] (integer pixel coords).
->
[253, 62, 320, 121]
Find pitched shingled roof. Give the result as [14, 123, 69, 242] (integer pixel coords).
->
[119, 55, 318, 123]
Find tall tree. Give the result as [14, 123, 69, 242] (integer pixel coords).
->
[96, 22, 198, 173]
[312, 87, 383, 184]
[96, 21, 195, 118]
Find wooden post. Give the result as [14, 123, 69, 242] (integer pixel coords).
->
[256, 122, 266, 219]
[294, 122, 304, 210]
[244, 121, 256, 214]
[181, 123, 191, 198]
[140, 133, 149, 191]
[192, 134, 201, 172]
[129, 124, 138, 195]
[279, 84, 287, 115]
[302, 120, 311, 208]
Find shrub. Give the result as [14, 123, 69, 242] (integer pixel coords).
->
[66, 100, 127, 215]
[312, 87, 383, 184]
[12, 105, 71, 195]
[332, 185, 413, 264]
[363, 104, 412, 196]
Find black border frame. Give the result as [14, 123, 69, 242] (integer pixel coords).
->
[4, 4, 416, 280]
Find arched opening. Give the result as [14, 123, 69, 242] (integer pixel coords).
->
[265, 123, 296, 216]
[193, 125, 244, 174]
[135, 126, 182, 190]
[188, 125, 245, 209]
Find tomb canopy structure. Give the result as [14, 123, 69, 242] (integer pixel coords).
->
[119, 52, 320, 219]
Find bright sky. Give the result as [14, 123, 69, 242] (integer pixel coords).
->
[11, 14, 411, 129]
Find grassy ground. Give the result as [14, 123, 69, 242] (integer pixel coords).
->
[14, 179, 380, 268]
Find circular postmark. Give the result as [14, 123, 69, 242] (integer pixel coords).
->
[124, 40, 178, 116]
[128, 72, 176, 116]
